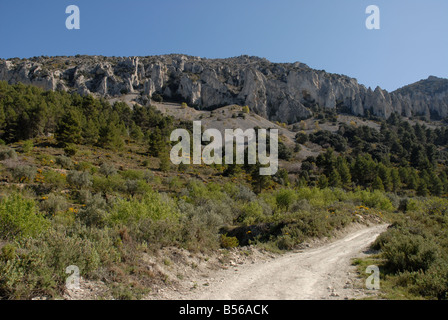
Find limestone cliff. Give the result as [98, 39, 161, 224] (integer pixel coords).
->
[1, 54, 446, 123]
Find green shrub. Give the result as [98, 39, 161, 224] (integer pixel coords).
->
[290, 199, 311, 213]
[67, 170, 92, 189]
[0, 147, 17, 161]
[424, 198, 448, 216]
[382, 232, 440, 273]
[43, 170, 67, 188]
[21, 140, 33, 154]
[55, 155, 73, 169]
[354, 189, 395, 211]
[0, 243, 17, 261]
[77, 193, 108, 228]
[176, 200, 226, 250]
[238, 201, 265, 226]
[64, 143, 78, 157]
[413, 261, 448, 299]
[276, 234, 296, 250]
[151, 93, 163, 102]
[108, 192, 179, 226]
[10, 165, 37, 183]
[120, 169, 144, 180]
[275, 189, 297, 211]
[39, 193, 68, 216]
[220, 234, 239, 248]
[0, 194, 49, 240]
[123, 179, 151, 196]
[0, 226, 120, 299]
[92, 174, 125, 194]
[142, 170, 155, 182]
[167, 176, 182, 191]
[99, 163, 117, 178]
[75, 161, 94, 173]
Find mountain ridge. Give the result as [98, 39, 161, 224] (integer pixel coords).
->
[1, 54, 447, 122]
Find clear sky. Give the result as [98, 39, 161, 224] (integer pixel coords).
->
[0, 0, 447, 91]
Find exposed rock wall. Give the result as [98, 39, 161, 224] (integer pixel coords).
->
[1, 55, 447, 122]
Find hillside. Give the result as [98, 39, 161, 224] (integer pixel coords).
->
[1, 78, 448, 301]
[1, 55, 448, 123]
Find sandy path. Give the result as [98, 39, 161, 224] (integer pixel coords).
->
[181, 224, 387, 300]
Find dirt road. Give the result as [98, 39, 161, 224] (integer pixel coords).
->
[179, 224, 387, 300]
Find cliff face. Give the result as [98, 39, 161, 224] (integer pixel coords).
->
[392, 76, 448, 120]
[0, 54, 447, 123]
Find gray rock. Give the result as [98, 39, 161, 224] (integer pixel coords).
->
[1, 55, 447, 122]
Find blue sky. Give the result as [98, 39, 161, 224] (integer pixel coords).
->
[0, 0, 447, 91]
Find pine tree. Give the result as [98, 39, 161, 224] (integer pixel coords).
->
[372, 176, 385, 191]
[148, 127, 165, 157]
[336, 157, 352, 188]
[55, 110, 82, 146]
[251, 163, 272, 194]
[82, 119, 99, 145]
[317, 174, 328, 189]
[390, 169, 401, 192]
[98, 123, 124, 150]
[377, 163, 392, 191]
[159, 149, 171, 172]
[417, 181, 429, 197]
[328, 169, 342, 188]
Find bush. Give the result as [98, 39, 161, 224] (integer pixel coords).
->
[39, 193, 68, 216]
[0, 226, 120, 299]
[0, 193, 49, 240]
[55, 155, 73, 169]
[413, 261, 448, 299]
[120, 169, 144, 180]
[0, 147, 17, 161]
[151, 93, 163, 103]
[42, 170, 66, 189]
[92, 174, 126, 194]
[167, 176, 182, 191]
[77, 193, 108, 228]
[290, 199, 311, 213]
[10, 165, 36, 183]
[123, 179, 151, 196]
[238, 201, 265, 226]
[354, 189, 395, 211]
[275, 189, 297, 211]
[64, 144, 78, 157]
[220, 234, 239, 248]
[381, 232, 440, 273]
[224, 184, 255, 202]
[67, 171, 92, 189]
[108, 192, 179, 226]
[0, 243, 16, 261]
[176, 199, 227, 250]
[75, 161, 94, 173]
[99, 163, 117, 178]
[21, 140, 33, 154]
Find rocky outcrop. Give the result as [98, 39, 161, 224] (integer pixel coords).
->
[0, 55, 447, 123]
[392, 76, 448, 119]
